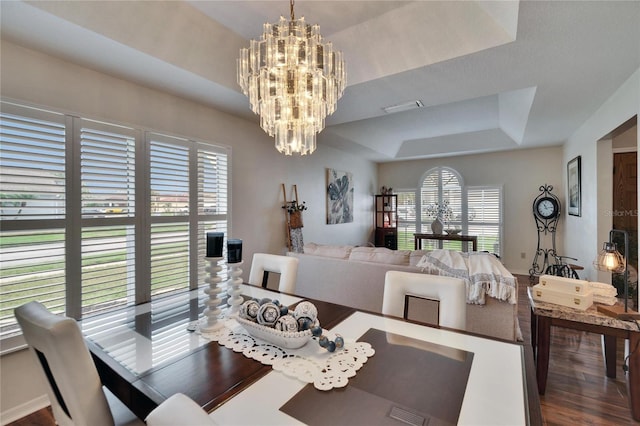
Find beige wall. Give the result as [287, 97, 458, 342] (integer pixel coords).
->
[2, 34, 638, 423]
[0, 40, 377, 421]
[378, 146, 565, 274]
[564, 68, 639, 286]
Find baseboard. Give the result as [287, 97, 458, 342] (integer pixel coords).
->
[0, 394, 49, 426]
[509, 269, 532, 277]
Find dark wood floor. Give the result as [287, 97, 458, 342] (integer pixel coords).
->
[8, 274, 639, 425]
[517, 274, 637, 425]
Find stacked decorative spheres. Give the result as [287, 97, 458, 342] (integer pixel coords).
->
[238, 298, 344, 352]
[239, 299, 318, 333]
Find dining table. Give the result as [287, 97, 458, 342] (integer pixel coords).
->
[82, 284, 541, 425]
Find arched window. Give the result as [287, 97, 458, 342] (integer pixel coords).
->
[419, 167, 464, 233]
[400, 166, 503, 255]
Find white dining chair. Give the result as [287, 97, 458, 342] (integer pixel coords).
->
[145, 393, 216, 426]
[382, 271, 467, 330]
[248, 253, 299, 293]
[15, 301, 215, 426]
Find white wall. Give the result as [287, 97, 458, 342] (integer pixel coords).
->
[0, 40, 377, 421]
[378, 146, 565, 274]
[563, 68, 640, 287]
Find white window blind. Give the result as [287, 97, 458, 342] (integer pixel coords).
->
[79, 120, 138, 315]
[0, 229, 67, 339]
[197, 144, 229, 283]
[150, 138, 189, 216]
[468, 186, 502, 255]
[420, 167, 464, 250]
[0, 104, 67, 339]
[81, 225, 136, 313]
[80, 121, 136, 218]
[0, 101, 230, 343]
[396, 190, 416, 250]
[150, 222, 190, 296]
[0, 106, 66, 220]
[149, 135, 190, 296]
[198, 146, 228, 215]
[416, 168, 502, 255]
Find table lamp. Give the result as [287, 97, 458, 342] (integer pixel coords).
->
[593, 229, 640, 320]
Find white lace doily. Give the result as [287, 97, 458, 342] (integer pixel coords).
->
[197, 317, 375, 390]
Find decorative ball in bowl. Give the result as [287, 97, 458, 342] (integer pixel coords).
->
[445, 229, 462, 235]
[235, 300, 319, 349]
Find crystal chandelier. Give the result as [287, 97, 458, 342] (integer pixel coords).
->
[237, 0, 346, 155]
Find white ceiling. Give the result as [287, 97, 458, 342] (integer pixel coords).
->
[1, 1, 639, 162]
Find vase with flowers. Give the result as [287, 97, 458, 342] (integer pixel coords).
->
[426, 200, 453, 235]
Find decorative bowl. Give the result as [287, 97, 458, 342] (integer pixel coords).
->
[234, 316, 317, 349]
[445, 229, 462, 235]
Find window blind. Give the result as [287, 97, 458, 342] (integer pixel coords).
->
[150, 222, 190, 296]
[420, 167, 462, 228]
[0, 106, 66, 220]
[198, 145, 228, 216]
[416, 168, 502, 256]
[150, 138, 189, 216]
[0, 101, 230, 345]
[79, 120, 138, 315]
[80, 120, 136, 218]
[468, 186, 502, 255]
[396, 190, 416, 250]
[0, 104, 67, 339]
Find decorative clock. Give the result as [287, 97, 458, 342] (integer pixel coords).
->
[529, 184, 561, 276]
[534, 196, 560, 220]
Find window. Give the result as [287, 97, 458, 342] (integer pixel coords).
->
[412, 167, 502, 255]
[0, 102, 230, 341]
[1, 104, 68, 340]
[467, 186, 502, 256]
[396, 190, 416, 250]
[419, 167, 464, 251]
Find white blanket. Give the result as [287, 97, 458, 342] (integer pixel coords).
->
[416, 250, 517, 305]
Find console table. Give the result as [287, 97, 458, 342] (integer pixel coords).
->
[414, 233, 478, 251]
[528, 287, 640, 420]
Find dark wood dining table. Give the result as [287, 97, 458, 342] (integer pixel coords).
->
[83, 287, 353, 419]
[83, 284, 541, 425]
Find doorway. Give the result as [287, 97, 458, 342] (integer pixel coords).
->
[611, 118, 638, 299]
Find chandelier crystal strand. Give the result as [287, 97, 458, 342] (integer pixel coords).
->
[237, 1, 346, 155]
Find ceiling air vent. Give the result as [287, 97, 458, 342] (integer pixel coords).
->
[382, 100, 425, 114]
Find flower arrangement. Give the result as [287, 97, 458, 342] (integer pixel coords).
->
[282, 201, 307, 213]
[426, 199, 453, 222]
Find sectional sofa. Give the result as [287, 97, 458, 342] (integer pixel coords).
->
[287, 243, 520, 341]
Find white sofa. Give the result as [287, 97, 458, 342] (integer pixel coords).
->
[287, 243, 520, 341]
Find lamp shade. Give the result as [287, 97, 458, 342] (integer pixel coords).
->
[593, 241, 625, 273]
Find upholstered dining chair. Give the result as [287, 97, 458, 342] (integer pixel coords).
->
[15, 301, 215, 426]
[248, 253, 299, 293]
[382, 271, 467, 330]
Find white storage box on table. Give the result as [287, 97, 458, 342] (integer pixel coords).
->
[538, 274, 590, 294]
[533, 275, 593, 311]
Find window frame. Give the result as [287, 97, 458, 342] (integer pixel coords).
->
[406, 167, 503, 255]
[418, 166, 466, 233]
[0, 100, 231, 349]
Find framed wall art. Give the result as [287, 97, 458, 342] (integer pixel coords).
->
[567, 155, 581, 217]
[326, 168, 354, 224]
